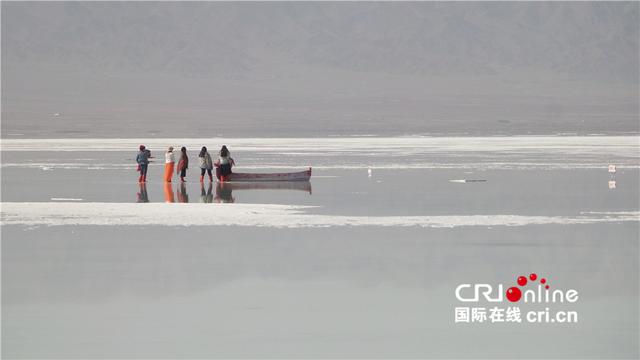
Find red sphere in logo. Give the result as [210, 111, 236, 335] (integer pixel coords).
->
[540, 278, 547, 284]
[545, 285, 550, 289]
[506, 287, 522, 302]
[529, 273, 537, 281]
[517, 276, 527, 286]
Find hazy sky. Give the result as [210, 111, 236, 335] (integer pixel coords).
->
[2, 2, 638, 137]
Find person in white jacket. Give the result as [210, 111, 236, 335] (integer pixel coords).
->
[164, 146, 175, 182]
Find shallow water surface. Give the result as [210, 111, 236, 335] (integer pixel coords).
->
[1, 137, 638, 358]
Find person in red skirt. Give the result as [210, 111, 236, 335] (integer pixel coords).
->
[164, 146, 175, 182]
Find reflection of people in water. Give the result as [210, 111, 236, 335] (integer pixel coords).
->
[136, 183, 149, 203]
[200, 182, 213, 203]
[163, 182, 175, 203]
[214, 145, 235, 181]
[176, 182, 189, 203]
[214, 182, 235, 203]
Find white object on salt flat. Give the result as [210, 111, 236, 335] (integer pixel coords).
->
[368, 168, 372, 177]
[608, 180, 616, 189]
[449, 179, 487, 183]
[608, 164, 616, 173]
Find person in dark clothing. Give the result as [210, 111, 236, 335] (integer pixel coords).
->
[136, 145, 151, 183]
[214, 145, 235, 181]
[176, 146, 189, 182]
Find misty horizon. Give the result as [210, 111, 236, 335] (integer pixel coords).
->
[2, 2, 638, 137]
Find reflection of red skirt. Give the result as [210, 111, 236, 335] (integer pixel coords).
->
[163, 182, 174, 203]
[164, 162, 175, 182]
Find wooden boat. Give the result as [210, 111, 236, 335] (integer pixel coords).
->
[222, 167, 312, 182]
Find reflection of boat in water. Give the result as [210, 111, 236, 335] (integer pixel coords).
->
[220, 181, 312, 193]
[215, 181, 312, 203]
[222, 167, 312, 182]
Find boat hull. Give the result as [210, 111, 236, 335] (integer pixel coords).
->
[223, 167, 312, 182]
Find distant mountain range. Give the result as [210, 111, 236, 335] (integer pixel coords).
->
[3, 2, 637, 80]
[2, 2, 638, 137]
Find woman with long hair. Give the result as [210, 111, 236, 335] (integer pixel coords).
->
[214, 145, 235, 182]
[198, 146, 213, 182]
[176, 146, 189, 182]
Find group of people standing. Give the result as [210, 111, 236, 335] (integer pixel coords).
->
[136, 144, 235, 183]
